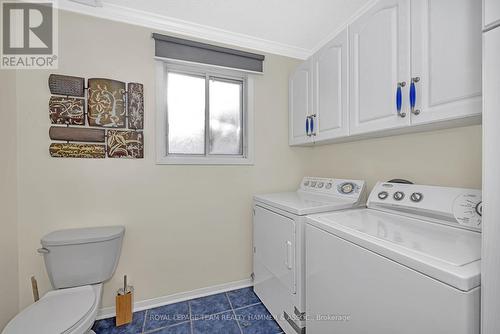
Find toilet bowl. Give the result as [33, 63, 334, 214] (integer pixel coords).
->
[2, 226, 125, 334]
[3, 284, 102, 334]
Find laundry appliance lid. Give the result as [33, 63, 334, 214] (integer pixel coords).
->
[3, 285, 96, 334]
[254, 191, 360, 216]
[307, 208, 481, 291]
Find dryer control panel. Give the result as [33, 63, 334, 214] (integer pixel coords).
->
[368, 182, 482, 231]
[300, 177, 366, 200]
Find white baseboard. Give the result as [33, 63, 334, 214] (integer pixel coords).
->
[97, 278, 253, 320]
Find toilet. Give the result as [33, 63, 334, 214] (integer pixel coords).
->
[3, 226, 125, 334]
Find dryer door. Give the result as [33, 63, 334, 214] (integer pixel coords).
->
[253, 206, 296, 294]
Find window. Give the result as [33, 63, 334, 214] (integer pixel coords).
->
[156, 62, 254, 165]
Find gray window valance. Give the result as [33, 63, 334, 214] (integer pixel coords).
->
[152, 33, 265, 73]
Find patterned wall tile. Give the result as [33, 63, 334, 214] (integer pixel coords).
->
[88, 78, 126, 128]
[127, 83, 144, 130]
[107, 130, 144, 159]
[49, 96, 85, 125]
[49, 143, 106, 158]
[48, 74, 85, 97]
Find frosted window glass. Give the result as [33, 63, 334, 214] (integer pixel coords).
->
[167, 72, 205, 154]
[209, 78, 243, 155]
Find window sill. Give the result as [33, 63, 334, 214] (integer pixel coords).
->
[156, 156, 254, 165]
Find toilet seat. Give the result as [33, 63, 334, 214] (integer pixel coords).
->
[3, 285, 99, 334]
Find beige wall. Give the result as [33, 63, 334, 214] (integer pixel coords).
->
[0, 71, 19, 327]
[12, 9, 481, 320]
[15, 10, 308, 311]
[306, 125, 482, 190]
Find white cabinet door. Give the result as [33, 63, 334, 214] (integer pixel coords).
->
[484, 0, 500, 31]
[411, 0, 482, 125]
[349, 0, 411, 135]
[481, 27, 500, 334]
[313, 28, 349, 141]
[289, 60, 312, 146]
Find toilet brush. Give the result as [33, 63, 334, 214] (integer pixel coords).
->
[116, 275, 133, 326]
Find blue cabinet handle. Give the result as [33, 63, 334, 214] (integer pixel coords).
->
[410, 77, 420, 115]
[310, 115, 315, 135]
[306, 116, 310, 136]
[396, 82, 406, 118]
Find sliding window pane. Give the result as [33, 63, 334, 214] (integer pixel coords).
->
[167, 72, 205, 154]
[209, 78, 243, 155]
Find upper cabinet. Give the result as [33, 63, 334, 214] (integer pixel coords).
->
[289, 0, 482, 146]
[349, 0, 411, 135]
[484, 0, 500, 31]
[289, 60, 312, 146]
[312, 28, 349, 141]
[411, 0, 482, 125]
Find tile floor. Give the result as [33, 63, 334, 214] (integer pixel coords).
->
[92, 287, 284, 334]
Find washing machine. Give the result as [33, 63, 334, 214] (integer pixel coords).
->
[306, 181, 482, 334]
[253, 177, 366, 334]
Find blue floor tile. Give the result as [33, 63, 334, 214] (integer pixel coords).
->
[227, 287, 261, 309]
[147, 321, 191, 334]
[192, 311, 240, 334]
[235, 303, 282, 334]
[92, 310, 145, 334]
[189, 293, 232, 318]
[144, 301, 190, 331]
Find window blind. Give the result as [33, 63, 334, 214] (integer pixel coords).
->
[153, 33, 265, 73]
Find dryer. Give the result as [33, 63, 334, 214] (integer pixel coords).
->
[253, 177, 366, 334]
[306, 181, 482, 334]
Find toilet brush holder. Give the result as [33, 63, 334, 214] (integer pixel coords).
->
[115, 275, 133, 327]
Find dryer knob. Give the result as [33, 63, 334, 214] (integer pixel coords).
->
[378, 191, 389, 200]
[410, 192, 423, 202]
[393, 191, 405, 201]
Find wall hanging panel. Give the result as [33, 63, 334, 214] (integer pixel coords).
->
[49, 127, 105, 142]
[87, 78, 126, 128]
[127, 82, 144, 130]
[48, 74, 85, 97]
[49, 96, 85, 125]
[107, 130, 144, 158]
[49, 143, 106, 158]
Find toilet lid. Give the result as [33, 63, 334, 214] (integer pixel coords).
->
[3, 285, 96, 334]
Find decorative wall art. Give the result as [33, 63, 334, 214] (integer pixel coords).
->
[87, 79, 126, 128]
[49, 127, 105, 142]
[47, 74, 144, 159]
[49, 96, 85, 125]
[48, 74, 85, 97]
[49, 143, 106, 158]
[127, 83, 144, 130]
[107, 130, 144, 158]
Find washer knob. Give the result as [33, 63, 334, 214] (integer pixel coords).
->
[304, 181, 310, 186]
[410, 192, 423, 202]
[393, 191, 405, 201]
[325, 183, 332, 189]
[378, 191, 389, 200]
[318, 182, 324, 188]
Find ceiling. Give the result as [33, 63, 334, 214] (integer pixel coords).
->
[60, 0, 372, 59]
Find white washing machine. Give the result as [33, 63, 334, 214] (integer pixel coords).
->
[306, 181, 482, 334]
[253, 177, 366, 334]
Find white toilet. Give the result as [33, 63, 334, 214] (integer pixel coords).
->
[3, 226, 125, 334]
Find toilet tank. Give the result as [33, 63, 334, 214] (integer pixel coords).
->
[40, 226, 125, 289]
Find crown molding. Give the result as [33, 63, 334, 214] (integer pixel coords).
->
[57, 1, 311, 59]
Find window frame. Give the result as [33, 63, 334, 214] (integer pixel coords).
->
[156, 60, 254, 165]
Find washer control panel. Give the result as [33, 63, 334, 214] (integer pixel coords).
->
[300, 177, 365, 199]
[368, 181, 482, 231]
